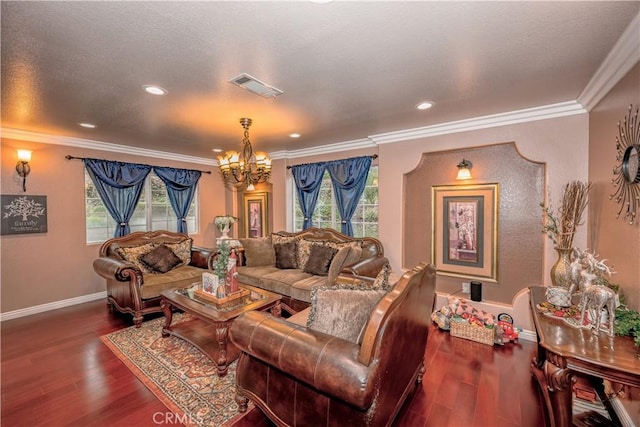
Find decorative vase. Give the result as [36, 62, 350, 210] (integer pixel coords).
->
[550, 247, 573, 289]
[219, 223, 230, 240]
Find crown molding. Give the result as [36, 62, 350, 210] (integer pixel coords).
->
[370, 101, 586, 145]
[269, 138, 375, 160]
[3, 101, 586, 162]
[270, 101, 586, 157]
[578, 12, 640, 111]
[1, 128, 217, 166]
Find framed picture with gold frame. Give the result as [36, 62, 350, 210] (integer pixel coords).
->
[243, 191, 268, 238]
[431, 183, 498, 282]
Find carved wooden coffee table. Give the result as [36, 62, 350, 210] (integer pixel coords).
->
[160, 284, 282, 377]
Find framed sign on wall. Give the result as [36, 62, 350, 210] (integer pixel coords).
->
[243, 192, 268, 238]
[1, 195, 48, 235]
[431, 184, 498, 282]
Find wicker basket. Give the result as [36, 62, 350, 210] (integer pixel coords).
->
[450, 319, 495, 346]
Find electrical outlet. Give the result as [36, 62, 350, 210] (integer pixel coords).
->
[462, 282, 470, 293]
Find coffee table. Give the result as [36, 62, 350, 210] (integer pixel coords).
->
[160, 284, 282, 377]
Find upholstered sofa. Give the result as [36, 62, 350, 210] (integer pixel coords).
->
[93, 230, 214, 327]
[229, 261, 437, 427]
[237, 227, 389, 312]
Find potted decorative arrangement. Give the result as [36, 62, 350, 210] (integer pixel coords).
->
[541, 180, 592, 290]
[214, 215, 237, 240]
[196, 240, 246, 306]
[213, 240, 240, 294]
[213, 240, 231, 287]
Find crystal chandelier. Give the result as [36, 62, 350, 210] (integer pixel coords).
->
[217, 118, 272, 191]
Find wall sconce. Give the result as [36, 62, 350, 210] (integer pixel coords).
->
[16, 150, 32, 192]
[456, 159, 472, 180]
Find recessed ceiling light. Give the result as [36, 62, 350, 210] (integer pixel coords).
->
[310, 0, 334, 4]
[143, 85, 168, 95]
[212, 148, 223, 153]
[78, 122, 96, 128]
[416, 101, 434, 110]
[289, 133, 301, 138]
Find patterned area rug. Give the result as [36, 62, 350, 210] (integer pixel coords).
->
[101, 314, 251, 426]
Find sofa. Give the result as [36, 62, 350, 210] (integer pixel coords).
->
[93, 230, 214, 327]
[237, 227, 389, 312]
[229, 261, 437, 427]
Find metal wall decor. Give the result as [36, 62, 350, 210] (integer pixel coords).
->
[610, 104, 640, 225]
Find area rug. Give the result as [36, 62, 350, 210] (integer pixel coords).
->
[101, 314, 252, 426]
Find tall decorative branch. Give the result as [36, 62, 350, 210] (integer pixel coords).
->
[542, 180, 592, 248]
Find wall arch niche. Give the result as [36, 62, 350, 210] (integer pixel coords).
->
[403, 142, 545, 304]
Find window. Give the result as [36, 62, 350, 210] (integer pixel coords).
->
[293, 166, 378, 238]
[85, 171, 198, 243]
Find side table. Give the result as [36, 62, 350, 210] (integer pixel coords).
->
[529, 286, 640, 427]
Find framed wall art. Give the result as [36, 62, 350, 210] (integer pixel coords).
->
[1, 194, 48, 235]
[243, 192, 268, 238]
[431, 183, 498, 282]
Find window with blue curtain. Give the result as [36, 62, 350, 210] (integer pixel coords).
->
[153, 167, 202, 234]
[83, 159, 152, 237]
[293, 165, 378, 237]
[326, 156, 372, 236]
[84, 163, 199, 243]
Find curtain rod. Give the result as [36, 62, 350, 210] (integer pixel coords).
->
[65, 155, 212, 174]
[286, 154, 378, 169]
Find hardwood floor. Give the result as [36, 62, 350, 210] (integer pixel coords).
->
[1, 300, 545, 426]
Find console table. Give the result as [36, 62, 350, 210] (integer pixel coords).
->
[529, 286, 640, 427]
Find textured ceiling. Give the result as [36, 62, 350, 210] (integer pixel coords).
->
[1, 1, 638, 159]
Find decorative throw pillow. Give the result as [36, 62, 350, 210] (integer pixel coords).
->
[164, 238, 192, 266]
[327, 244, 363, 283]
[303, 244, 338, 276]
[372, 262, 393, 290]
[117, 243, 156, 273]
[296, 238, 319, 270]
[306, 282, 387, 343]
[239, 237, 275, 267]
[140, 244, 183, 273]
[274, 241, 298, 269]
[271, 233, 297, 247]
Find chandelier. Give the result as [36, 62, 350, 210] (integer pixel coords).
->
[217, 118, 272, 191]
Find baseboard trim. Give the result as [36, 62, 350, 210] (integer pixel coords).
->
[0, 291, 107, 322]
[517, 329, 537, 342]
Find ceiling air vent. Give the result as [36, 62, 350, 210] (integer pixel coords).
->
[229, 73, 283, 98]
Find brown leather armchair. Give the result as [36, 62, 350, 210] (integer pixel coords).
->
[229, 262, 437, 427]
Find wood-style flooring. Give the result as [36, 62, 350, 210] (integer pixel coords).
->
[1, 300, 545, 426]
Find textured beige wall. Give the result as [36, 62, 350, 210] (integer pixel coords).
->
[588, 63, 640, 310]
[0, 139, 226, 313]
[404, 143, 545, 304]
[378, 114, 589, 307]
